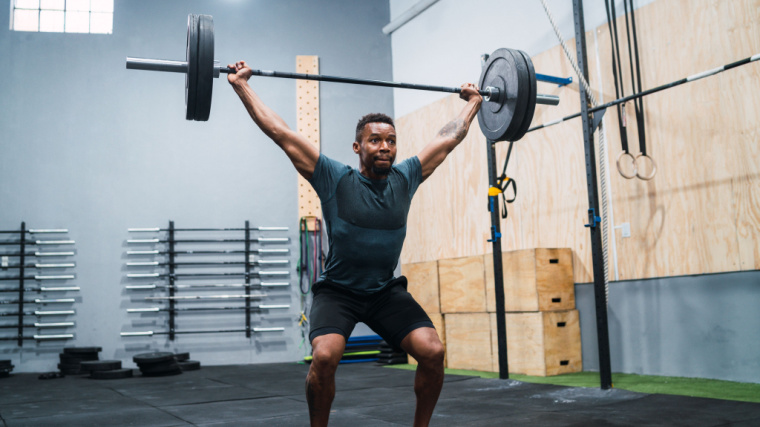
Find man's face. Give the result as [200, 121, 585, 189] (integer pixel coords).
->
[353, 122, 397, 177]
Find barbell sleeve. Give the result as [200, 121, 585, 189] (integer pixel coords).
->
[121, 331, 155, 336]
[33, 334, 74, 340]
[34, 322, 75, 328]
[127, 57, 188, 73]
[35, 310, 76, 316]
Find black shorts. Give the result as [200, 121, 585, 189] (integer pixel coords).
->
[308, 276, 434, 349]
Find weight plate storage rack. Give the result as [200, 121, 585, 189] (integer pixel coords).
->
[121, 221, 292, 340]
[0, 222, 78, 346]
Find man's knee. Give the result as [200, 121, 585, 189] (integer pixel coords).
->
[310, 334, 345, 375]
[403, 328, 445, 366]
[417, 339, 445, 366]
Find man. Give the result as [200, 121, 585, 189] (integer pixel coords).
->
[227, 60, 482, 427]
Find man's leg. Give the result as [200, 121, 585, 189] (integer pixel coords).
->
[400, 327, 445, 427]
[306, 333, 346, 427]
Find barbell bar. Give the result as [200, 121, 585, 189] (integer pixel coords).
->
[125, 260, 288, 266]
[126, 282, 289, 290]
[126, 56, 558, 105]
[0, 322, 74, 329]
[0, 252, 75, 257]
[0, 229, 68, 234]
[0, 286, 80, 292]
[0, 334, 74, 341]
[127, 304, 289, 313]
[0, 310, 75, 317]
[143, 294, 267, 301]
[126, 14, 560, 142]
[121, 327, 283, 337]
[0, 275, 75, 281]
[126, 249, 288, 255]
[0, 240, 75, 246]
[128, 226, 288, 232]
[126, 271, 288, 278]
[528, 52, 760, 133]
[0, 263, 76, 269]
[127, 238, 288, 244]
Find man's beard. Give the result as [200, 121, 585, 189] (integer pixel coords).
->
[371, 165, 391, 176]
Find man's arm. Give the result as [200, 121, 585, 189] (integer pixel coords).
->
[228, 61, 319, 180]
[417, 83, 483, 181]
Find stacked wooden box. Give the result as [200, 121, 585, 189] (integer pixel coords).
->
[402, 248, 582, 376]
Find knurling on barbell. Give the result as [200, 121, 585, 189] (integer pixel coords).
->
[127, 14, 560, 142]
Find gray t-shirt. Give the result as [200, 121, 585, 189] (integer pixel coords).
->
[308, 154, 423, 294]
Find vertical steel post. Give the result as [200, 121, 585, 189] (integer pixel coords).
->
[245, 220, 252, 338]
[572, 0, 613, 389]
[168, 220, 176, 341]
[17, 222, 26, 347]
[487, 139, 509, 379]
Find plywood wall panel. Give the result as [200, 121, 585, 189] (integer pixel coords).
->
[591, 0, 760, 280]
[397, 0, 760, 283]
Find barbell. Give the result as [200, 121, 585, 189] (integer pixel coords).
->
[126, 14, 560, 142]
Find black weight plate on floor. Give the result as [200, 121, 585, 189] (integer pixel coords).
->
[193, 14, 214, 121]
[174, 352, 190, 362]
[80, 360, 122, 372]
[90, 368, 134, 380]
[0, 371, 9, 378]
[58, 362, 81, 369]
[512, 49, 538, 141]
[478, 48, 524, 142]
[185, 14, 199, 121]
[178, 360, 201, 371]
[133, 351, 175, 364]
[59, 352, 97, 362]
[58, 363, 84, 374]
[141, 364, 183, 377]
[63, 346, 101, 354]
[139, 360, 180, 374]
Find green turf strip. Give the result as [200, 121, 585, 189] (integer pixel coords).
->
[304, 350, 381, 362]
[386, 365, 760, 403]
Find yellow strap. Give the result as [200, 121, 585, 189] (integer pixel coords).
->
[488, 186, 503, 196]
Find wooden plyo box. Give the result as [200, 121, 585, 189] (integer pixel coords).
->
[407, 312, 447, 367]
[490, 310, 582, 376]
[443, 313, 492, 372]
[401, 260, 440, 315]
[484, 248, 575, 312]
[438, 255, 487, 313]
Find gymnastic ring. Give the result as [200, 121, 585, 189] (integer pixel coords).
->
[616, 151, 637, 179]
[635, 153, 657, 181]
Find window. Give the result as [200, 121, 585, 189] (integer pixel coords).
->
[10, 0, 113, 34]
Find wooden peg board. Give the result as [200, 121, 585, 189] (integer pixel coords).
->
[296, 55, 322, 230]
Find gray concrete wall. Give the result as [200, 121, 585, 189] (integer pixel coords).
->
[577, 271, 760, 383]
[0, 0, 393, 372]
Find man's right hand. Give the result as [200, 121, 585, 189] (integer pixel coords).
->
[227, 61, 253, 86]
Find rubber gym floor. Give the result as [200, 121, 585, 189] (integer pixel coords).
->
[2, 362, 760, 426]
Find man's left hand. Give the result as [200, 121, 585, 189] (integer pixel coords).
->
[459, 83, 483, 104]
